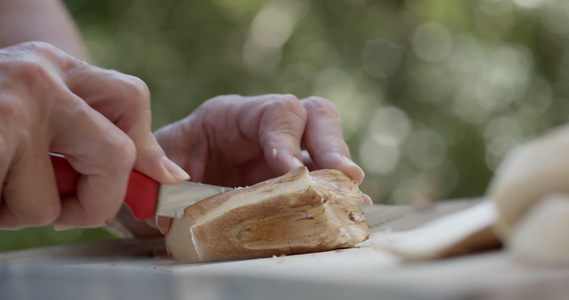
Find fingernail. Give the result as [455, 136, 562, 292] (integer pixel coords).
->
[341, 155, 360, 169]
[342, 155, 365, 174]
[156, 216, 172, 235]
[53, 224, 73, 231]
[339, 154, 365, 184]
[292, 157, 304, 168]
[361, 192, 373, 205]
[163, 157, 190, 181]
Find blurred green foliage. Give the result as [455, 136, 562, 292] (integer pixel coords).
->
[66, 0, 569, 204]
[0, 227, 117, 252]
[3, 0, 569, 251]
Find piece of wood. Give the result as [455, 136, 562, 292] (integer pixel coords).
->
[165, 166, 369, 262]
[385, 201, 502, 260]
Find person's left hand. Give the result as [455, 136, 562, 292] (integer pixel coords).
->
[123, 94, 366, 236]
[154, 94, 364, 187]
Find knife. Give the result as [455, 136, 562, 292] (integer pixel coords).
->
[50, 154, 232, 220]
[51, 154, 413, 226]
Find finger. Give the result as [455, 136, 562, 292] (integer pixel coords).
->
[66, 67, 190, 185]
[301, 150, 318, 171]
[49, 96, 136, 228]
[130, 128, 190, 184]
[0, 88, 61, 229]
[361, 192, 373, 205]
[156, 216, 173, 235]
[0, 43, 141, 229]
[49, 47, 189, 185]
[247, 94, 307, 175]
[0, 151, 61, 229]
[155, 119, 205, 181]
[301, 96, 364, 184]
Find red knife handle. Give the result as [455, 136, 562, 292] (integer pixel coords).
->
[50, 153, 159, 220]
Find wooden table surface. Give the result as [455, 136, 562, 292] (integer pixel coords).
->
[1, 199, 568, 300]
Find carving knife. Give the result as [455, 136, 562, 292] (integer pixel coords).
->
[51, 154, 413, 226]
[51, 154, 232, 220]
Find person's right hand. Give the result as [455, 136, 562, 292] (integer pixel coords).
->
[0, 42, 189, 230]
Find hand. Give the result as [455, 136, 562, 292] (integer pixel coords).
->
[149, 94, 367, 235]
[154, 94, 365, 188]
[0, 42, 188, 230]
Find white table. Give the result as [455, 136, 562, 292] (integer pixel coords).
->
[2, 200, 568, 300]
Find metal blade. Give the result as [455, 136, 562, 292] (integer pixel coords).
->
[359, 204, 415, 228]
[156, 182, 234, 218]
[155, 182, 415, 224]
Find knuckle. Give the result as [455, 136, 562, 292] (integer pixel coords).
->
[1, 42, 58, 77]
[201, 94, 238, 110]
[17, 41, 57, 55]
[126, 75, 151, 101]
[210, 94, 237, 103]
[69, 105, 136, 170]
[302, 96, 340, 116]
[17, 42, 68, 65]
[268, 94, 305, 114]
[10, 58, 52, 83]
[112, 72, 151, 105]
[302, 95, 330, 107]
[273, 93, 300, 105]
[105, 133, 137, 171]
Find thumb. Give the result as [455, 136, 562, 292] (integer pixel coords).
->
[131, 129, 190, 185]
[63, 63, 189, 185]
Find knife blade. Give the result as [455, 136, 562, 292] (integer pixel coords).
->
[154, 181, 233, 218]
[51, 153, 413, 226]
[50, 154, 231, 220]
